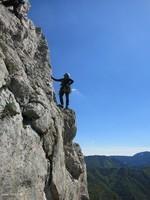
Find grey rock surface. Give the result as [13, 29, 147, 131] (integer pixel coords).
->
[0, 5, 89, 200]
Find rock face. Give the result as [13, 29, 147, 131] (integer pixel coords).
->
[0, 5, 89, 200]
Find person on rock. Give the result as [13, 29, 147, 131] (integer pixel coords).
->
[52, 73, 74, 109]
[2, 0, 30, 26]
[2, 0, 25, 17]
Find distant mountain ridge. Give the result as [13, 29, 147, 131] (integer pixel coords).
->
[85, 152, 150, 200]
[85, 151, 150, 168]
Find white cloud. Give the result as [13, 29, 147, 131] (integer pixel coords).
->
[72, 88, 79, 92]
[72, 88, 84, 97]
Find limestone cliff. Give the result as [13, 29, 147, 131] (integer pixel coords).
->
[0, 5, 89, 200]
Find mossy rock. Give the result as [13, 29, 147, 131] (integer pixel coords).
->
[2, 102, 19, 118]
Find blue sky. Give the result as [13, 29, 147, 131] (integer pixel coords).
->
[30, 0, 150, 155]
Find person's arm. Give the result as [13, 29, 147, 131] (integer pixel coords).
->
[69, 78, 74, 85]
[51, 76, 62, 82]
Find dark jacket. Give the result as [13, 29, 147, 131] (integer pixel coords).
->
[52, 76, 74, 93]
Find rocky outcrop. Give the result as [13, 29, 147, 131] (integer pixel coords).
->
[0, 5, 89, 200]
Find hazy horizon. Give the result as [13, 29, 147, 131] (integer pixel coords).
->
[84, 148, 150, 156]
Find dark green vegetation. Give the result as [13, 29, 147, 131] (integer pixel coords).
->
[85, 152, 150, 200]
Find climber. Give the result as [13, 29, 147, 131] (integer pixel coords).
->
[18, 0, 31, 27]
[2, 0, 25, 17]
[2, 0, 30, 24]
[52, 73, 74, 109]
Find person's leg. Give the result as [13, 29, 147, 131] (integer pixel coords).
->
[65, 93, 69, 109]
[59, 90, 64, 107]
